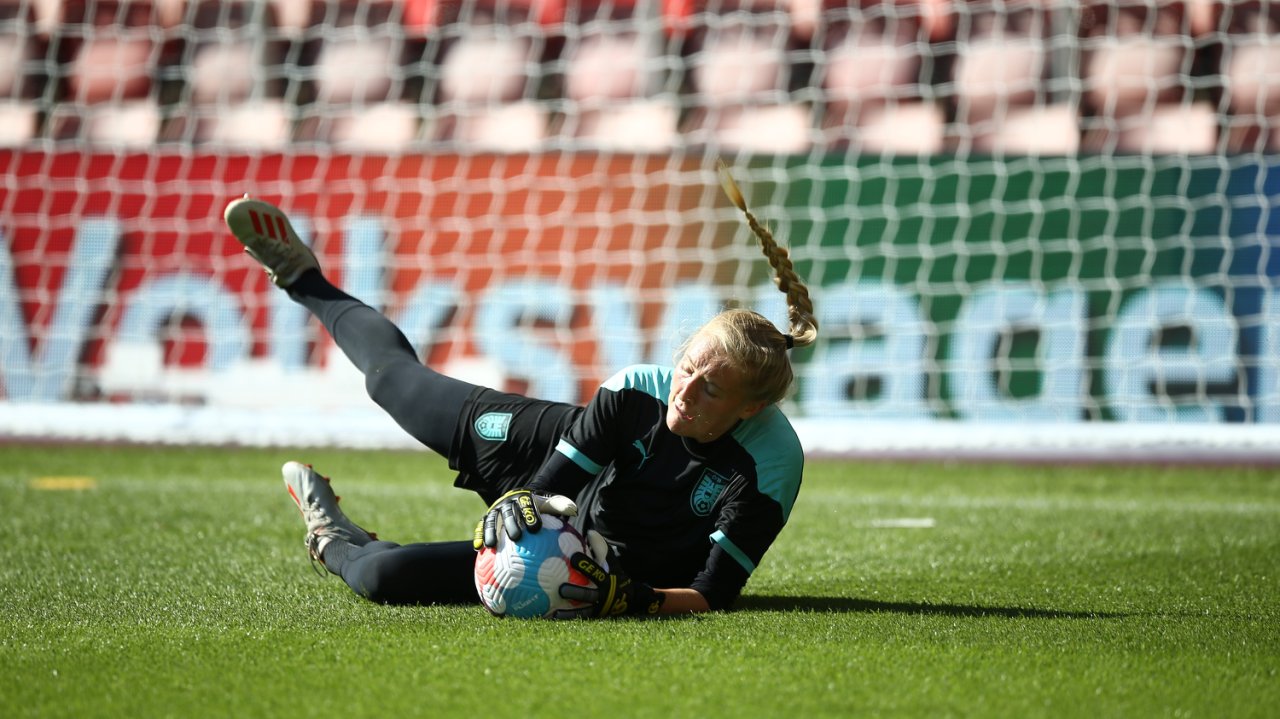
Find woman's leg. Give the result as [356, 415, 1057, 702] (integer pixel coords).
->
[225, 198, 557, 496]
[283, 461, 477, 605]
[321, 539, 479, 606]
[285, 270, 476, 456]
[226, 197, 478, 455]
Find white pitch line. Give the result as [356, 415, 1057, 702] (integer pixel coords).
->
[866, 517, 937, 529]
[805, 491, 1280, 516]
[8, 476, 458, 500]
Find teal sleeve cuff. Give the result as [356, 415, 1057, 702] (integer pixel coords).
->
[711, 529, 757, 574]
[555, 439, 604, 474]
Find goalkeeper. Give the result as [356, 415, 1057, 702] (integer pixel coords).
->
[225, 169, 816, 617]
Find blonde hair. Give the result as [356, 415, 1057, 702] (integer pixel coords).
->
[677, 162, 819, 405]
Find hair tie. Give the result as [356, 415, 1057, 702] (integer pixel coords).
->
[784, 334, 795, 350]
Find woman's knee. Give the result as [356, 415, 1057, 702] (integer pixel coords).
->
[349, 557, 410, 605]
[364, 358, 425, 407]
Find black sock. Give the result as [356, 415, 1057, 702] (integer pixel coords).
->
[320, 539, 352, 576]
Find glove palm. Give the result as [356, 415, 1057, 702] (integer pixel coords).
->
[556, 530, 664, 618]
[473, 489, 578, 550]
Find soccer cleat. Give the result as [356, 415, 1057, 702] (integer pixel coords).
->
[281, 461, 376, 566]
[223, 195, 319, 287]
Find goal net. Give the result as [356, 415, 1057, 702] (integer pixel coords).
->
[2, 0, 1280, 461]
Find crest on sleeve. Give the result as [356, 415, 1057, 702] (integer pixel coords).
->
[690, 469, 731, 517]
[474, 412, 512, 441]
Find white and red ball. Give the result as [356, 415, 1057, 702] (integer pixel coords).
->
[474, 514, 594, 619]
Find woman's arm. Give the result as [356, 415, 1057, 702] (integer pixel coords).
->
[655, 587, 712, 614]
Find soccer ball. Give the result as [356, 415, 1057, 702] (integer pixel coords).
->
[474, 514, 595, 619]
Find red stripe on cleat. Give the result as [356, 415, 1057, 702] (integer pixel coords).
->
[275, 215, 289, 244]
[264, 213, 278, 239]
[249, 210, 264, 235]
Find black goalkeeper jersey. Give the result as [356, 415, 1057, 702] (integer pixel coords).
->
[529, 364, 804, 609]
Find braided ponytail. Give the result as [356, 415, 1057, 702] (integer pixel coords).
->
[717, 160, 819, 348]
[676, 162, 819, 405]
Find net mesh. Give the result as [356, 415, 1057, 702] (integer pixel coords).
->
[2, 0, 1280, 457]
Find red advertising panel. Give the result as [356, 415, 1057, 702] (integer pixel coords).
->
[1, 151, 721, 403]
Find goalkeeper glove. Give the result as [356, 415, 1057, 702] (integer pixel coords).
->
[555, 531, 665, 618]
[472, 488, 578, 550]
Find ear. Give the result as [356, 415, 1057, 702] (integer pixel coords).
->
[737, 400, 769, 421]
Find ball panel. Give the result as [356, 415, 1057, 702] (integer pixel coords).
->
[535, 554, 571, 602]
[474, 547, 506, 616]
[474, 517, 596, 618]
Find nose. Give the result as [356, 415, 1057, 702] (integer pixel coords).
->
[674, 375, 698, 405]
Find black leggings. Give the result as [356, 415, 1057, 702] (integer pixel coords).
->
[288, 270, 483, 605]
[288, 271, 477, 456]
[322, 540, 479, 606]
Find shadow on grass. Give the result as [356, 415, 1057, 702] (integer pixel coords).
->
[737, 595, 1125, 619]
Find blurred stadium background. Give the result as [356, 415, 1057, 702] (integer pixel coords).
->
[2, 0, 1280, 461]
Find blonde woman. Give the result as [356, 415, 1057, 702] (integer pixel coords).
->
[225, 167, 817, 617]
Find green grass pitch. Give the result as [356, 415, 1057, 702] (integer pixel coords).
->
[1, 443, 1277, 718]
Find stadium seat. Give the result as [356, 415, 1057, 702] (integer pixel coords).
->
[993, 104, 1080, 155]
[446, 100, 547, 151]
[681, 2, 811, 153]
[814, 1, 938, 153]
[557, 6, 679, 152]
[711, 103, 812, 153]
[0, 1, 41, 92]
[204, 101, 292, 149]
[566, 99, 680, 152]
[0, 100, 37, 145]
[160, 0, 292, 147]
[79, 100, 165, 146]
[269, 0, 318, 36]
[948, 0, 1080, 155]
[292, 0, 421, 149]
[1218, 1, 1280, 152]
[0, 0, 43, 144]
[1078, 1, 1203, 154]
[325, 101, 422, 150]
[1131, 102, 1217, 154]
[45, 0, 168, 146]
[432, 2, 550, 150]
[854, 101, 945, 154]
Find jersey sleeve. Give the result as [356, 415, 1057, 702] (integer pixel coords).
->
[692, 406, 804, 608]
[528, 365, 657, 496]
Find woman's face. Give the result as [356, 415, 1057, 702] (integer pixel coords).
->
[666, 335, 767, 443]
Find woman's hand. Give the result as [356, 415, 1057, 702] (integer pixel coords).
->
[472, 489, 578, 550]
[554, 530, 666, 618]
